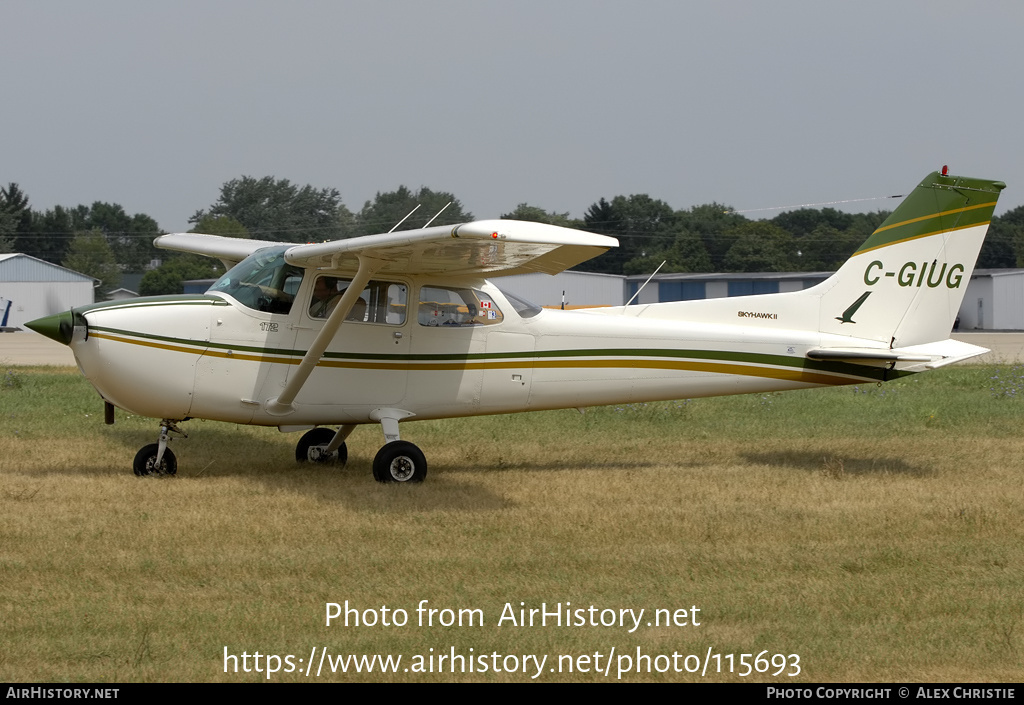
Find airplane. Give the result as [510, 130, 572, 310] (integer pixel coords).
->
[26, 168, 1005, 483]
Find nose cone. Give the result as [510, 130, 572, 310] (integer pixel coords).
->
[25, 311, 75, 346]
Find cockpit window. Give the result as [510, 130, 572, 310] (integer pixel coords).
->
[208, 246, 304, 314]
[309, 275, 407, 325]
[497, 288, 543, 318]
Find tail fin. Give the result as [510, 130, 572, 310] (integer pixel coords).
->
[814, 170, 1005, 346]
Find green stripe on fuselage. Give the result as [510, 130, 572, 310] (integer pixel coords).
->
[87, 324, 905, 383]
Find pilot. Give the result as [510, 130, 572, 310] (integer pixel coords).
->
[310, 276, 341, 318]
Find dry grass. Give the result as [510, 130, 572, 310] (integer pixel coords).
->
[1, 366, 1022, 682]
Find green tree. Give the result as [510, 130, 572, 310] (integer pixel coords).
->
[62, 229, 120, 298]
[722, 221, 797, 272]
[581, 195, 678, 274]
[500, 204, 577, 228]
[139, 255, 224, 296]
[192, 176, 354, 242]
[139, 216, 239, 295]
[624, 229, 712, 275]
[0, 211, 15, 254]
[0, 183, 31, 228]
[61, 202, 162, 272]
[354, 186, 472, 236]
[676, 203, 748, 271]
[191, 214, 250, 238]
[17, 206, 76, 264]
[979, 208, 1023, 268]
[771, 207, 853, 240]
[2, 183, 51, 258]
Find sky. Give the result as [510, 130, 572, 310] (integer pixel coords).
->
[3, 0, 1023, 234]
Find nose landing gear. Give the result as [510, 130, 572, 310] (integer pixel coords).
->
[133, 420, 186, 477]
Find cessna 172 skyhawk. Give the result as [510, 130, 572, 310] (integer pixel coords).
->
[27, 169, 1005, 483]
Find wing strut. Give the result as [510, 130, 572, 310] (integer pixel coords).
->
[266, 255, 383, 416]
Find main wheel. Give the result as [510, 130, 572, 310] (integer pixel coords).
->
[133, 444, 177, 477]
[295, 427, 348, 465]
[372, 441, 427, 483]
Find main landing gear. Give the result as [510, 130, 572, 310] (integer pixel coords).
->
[295, 426, 351, 465]
[133, 420, 186, 477]
[294, 408, 427, 484]
[372, 440, 427, 483]
[131, 412, 428, 484]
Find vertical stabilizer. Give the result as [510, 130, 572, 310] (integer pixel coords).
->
[814, 170, 1005, 347]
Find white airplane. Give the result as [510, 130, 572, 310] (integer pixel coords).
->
[27, 169, 1005, 482]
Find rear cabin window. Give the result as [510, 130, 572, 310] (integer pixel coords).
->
[418, 286, 503, 327]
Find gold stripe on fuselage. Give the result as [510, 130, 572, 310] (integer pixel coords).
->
[88, 330, 872, 387]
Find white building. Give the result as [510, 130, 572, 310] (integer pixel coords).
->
[0, 254, 96, 329]
[497, 270, 626, 309]
[958, 269, 1024, 331]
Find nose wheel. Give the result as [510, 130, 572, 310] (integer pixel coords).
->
[133, 444, 177, 476]
[133, 420, 186, 477]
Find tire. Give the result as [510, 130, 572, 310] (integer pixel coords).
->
[295, 427, 348, 465]
[133, 444, 177, 477]
[372, 441, 427, 483]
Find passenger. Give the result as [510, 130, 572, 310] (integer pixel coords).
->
[346, 298, 367, 322]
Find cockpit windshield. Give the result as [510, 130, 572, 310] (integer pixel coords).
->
[207, 246, 304, 314]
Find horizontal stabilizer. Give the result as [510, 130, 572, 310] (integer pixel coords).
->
[806, 348, 933, 363]
[807, 339, 989, 369]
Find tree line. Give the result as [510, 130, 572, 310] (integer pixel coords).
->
[3, 178, 1023, 297]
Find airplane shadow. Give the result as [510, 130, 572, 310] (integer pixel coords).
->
[740, 450, 932, 477]
[440, 458, 660, 474]
[44, 426, 519, 512]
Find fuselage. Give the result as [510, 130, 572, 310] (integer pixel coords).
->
[57, 273, 890, 429]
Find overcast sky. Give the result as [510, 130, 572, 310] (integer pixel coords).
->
[3, 0, 1022, 233]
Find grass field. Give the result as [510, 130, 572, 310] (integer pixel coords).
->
[1, 365, 1022, 682]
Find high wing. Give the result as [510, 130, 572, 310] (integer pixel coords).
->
[156, 220, 617, 417]
[155, 220, 618, 277]
[154, 233, 289, 270]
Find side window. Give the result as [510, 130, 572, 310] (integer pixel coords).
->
[308, 276, 407, 325]
[418, 286, 504, 327]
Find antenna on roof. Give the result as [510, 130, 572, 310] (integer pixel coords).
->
[388, 204, 422, 233]
[624, 261, 667, 308]
[421, 202, 452, 229]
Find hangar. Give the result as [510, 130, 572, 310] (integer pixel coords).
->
[0, 254, 96, 329]
[957, 269, 1024, 331]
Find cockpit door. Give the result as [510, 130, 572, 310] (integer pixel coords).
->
[286, 276, 411, 407]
